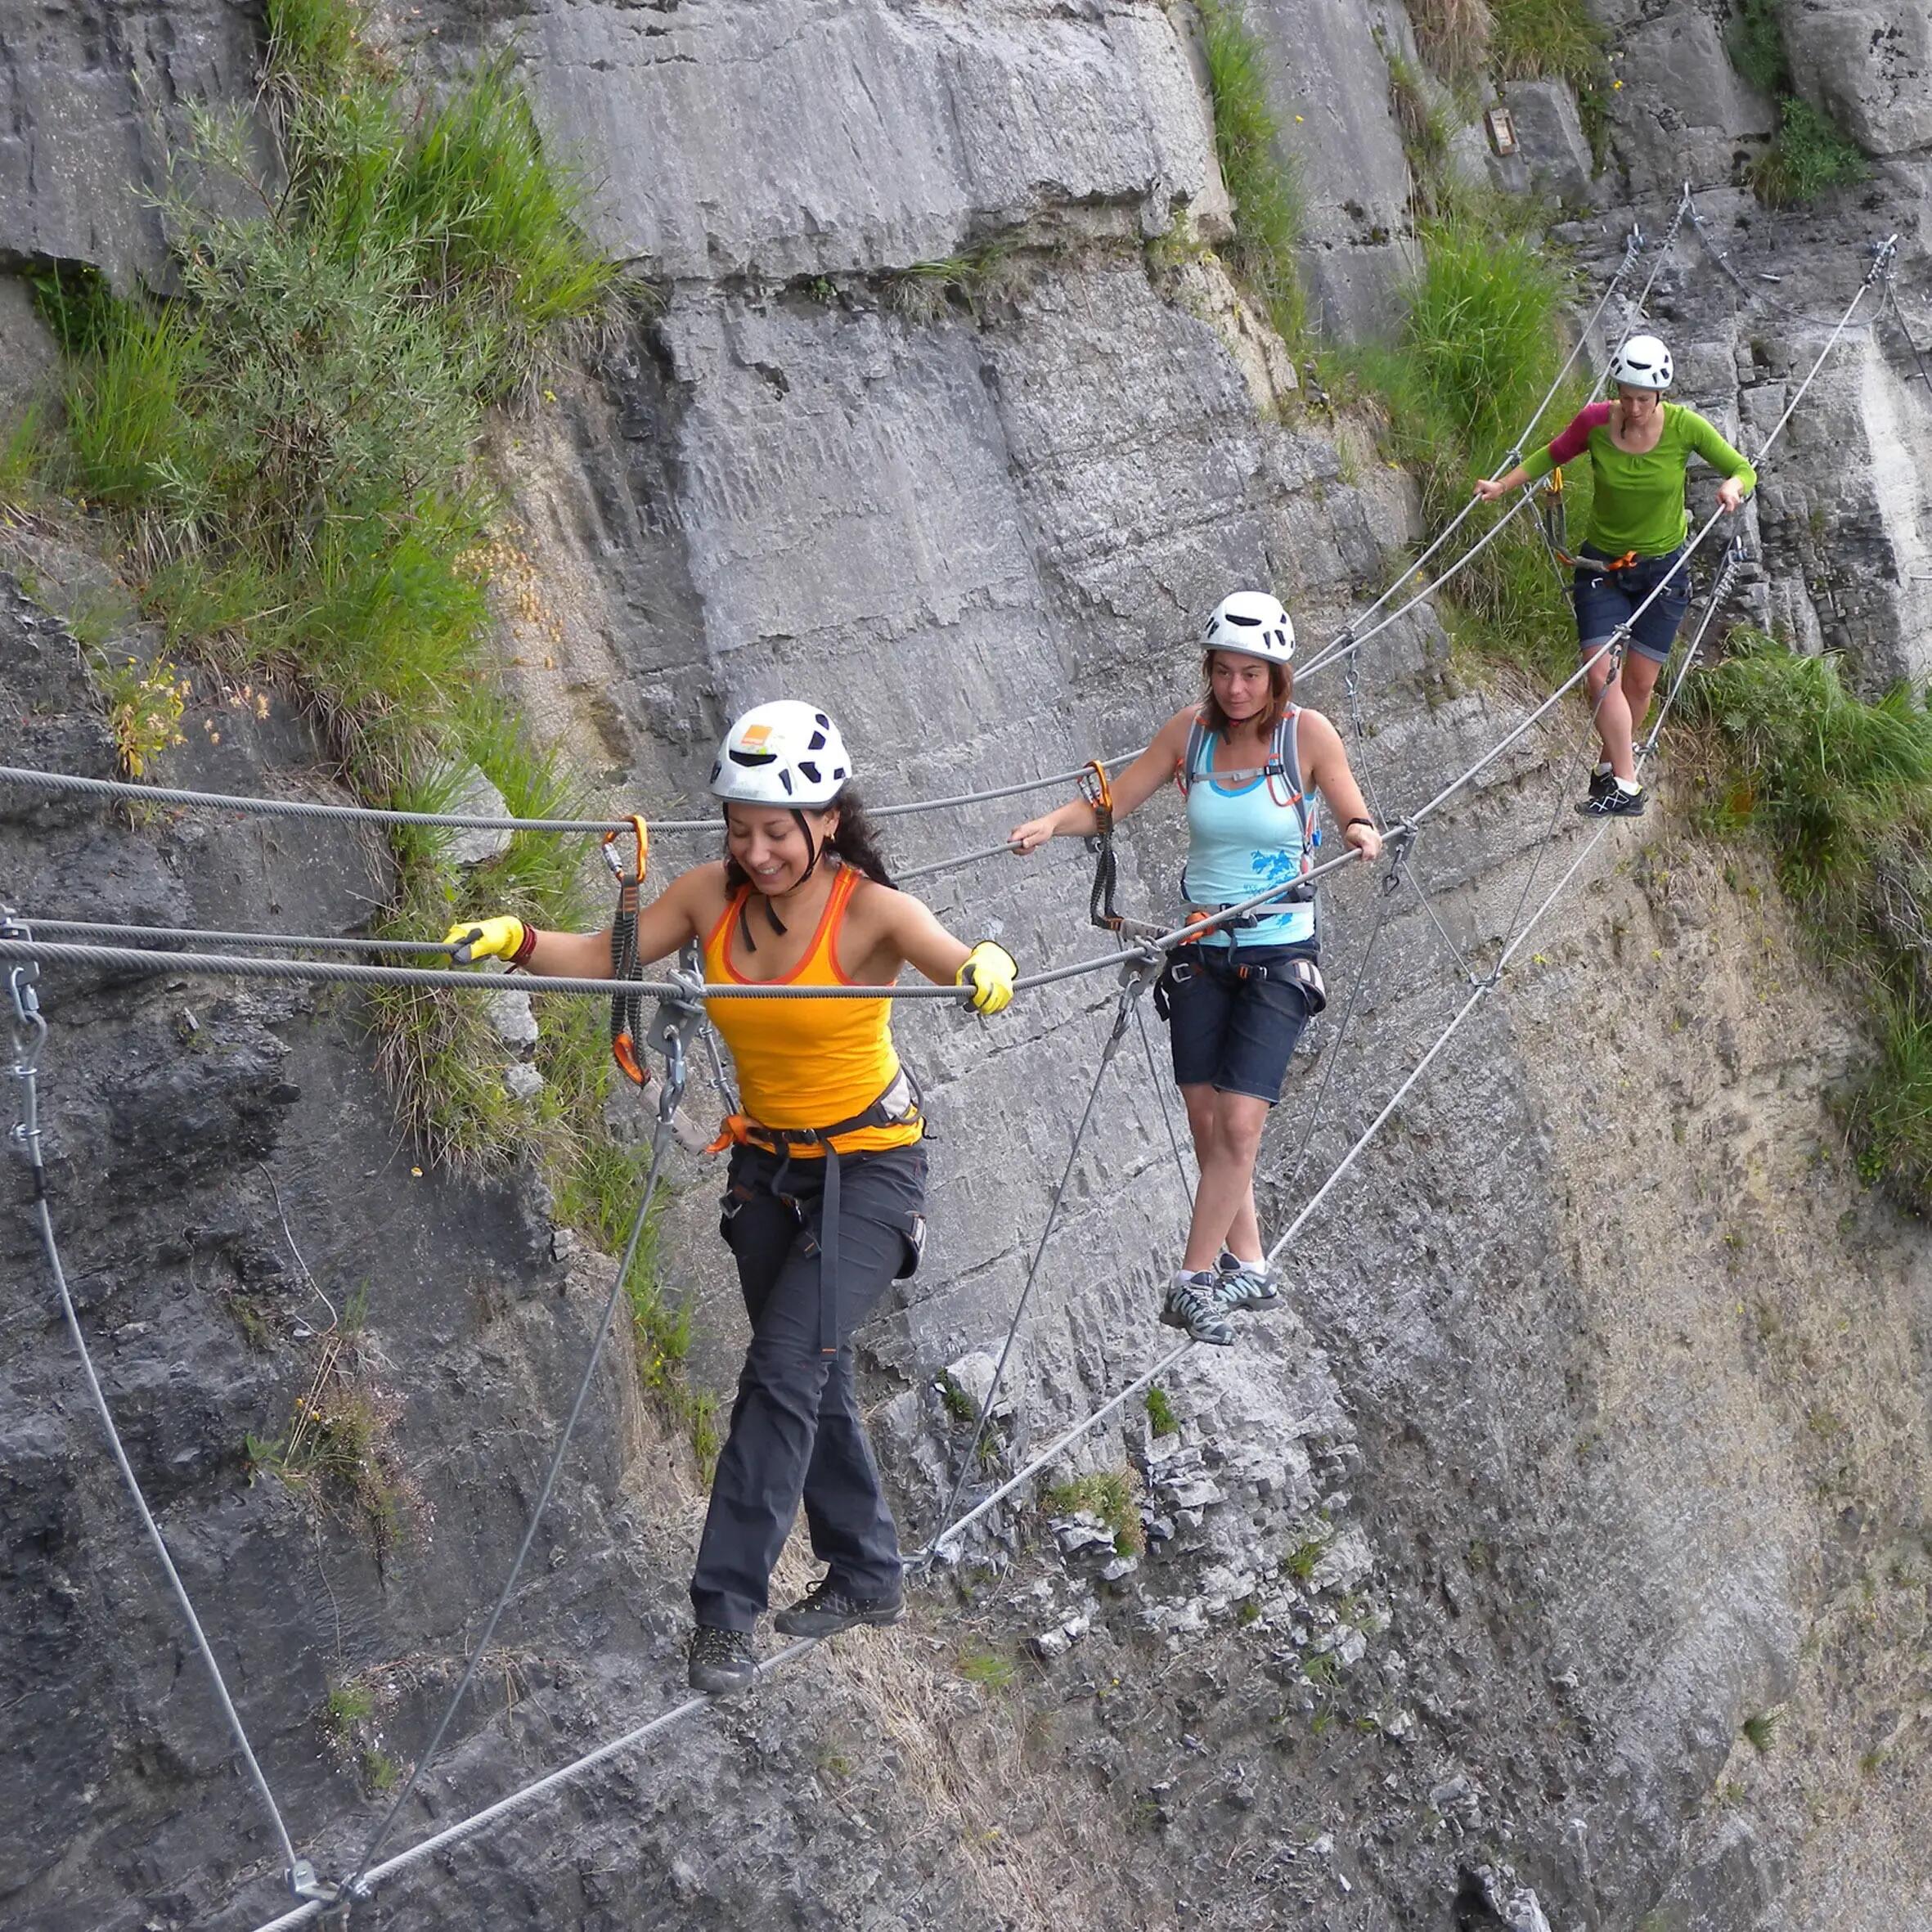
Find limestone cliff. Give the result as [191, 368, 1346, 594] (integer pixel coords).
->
[2, 4, 1929, 1930]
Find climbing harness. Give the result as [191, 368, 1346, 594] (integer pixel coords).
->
[705, 1066, 924, 1357]
[601, 813, 650, 1084]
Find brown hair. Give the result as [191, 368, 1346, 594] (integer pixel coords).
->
[1200, 652, 1294, 739]
[721, 785, 896, 892]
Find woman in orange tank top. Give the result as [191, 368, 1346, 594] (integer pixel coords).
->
[446, 702, 1016, 1696]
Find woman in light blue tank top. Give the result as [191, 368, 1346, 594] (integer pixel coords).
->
[1010, 592, 1382, 1346]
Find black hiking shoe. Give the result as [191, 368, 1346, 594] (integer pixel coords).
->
[773, 1578, 905, 1639]
[1577, 781, 1646, 818]
[687, 1624, 758, 1695]
[1215, 1248, 1281, 1312]
[1586, 766, 1617, 805]
[1161, 1271, 1236, 1346]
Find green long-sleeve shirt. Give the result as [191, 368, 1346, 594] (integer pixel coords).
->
[1523, 402, 1757, 557]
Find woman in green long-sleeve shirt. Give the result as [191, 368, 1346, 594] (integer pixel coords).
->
[1476, 334, 1756, 816]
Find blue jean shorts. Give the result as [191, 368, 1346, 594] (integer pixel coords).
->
[1572, 545, 1691, 664]
[1158, 941, 1323, 1103]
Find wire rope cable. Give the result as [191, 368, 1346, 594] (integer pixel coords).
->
[4, 927, 302, 1879]
[913, 959, 1163, 1561]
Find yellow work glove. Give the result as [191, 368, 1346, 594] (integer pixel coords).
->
[443, 915, 526, 965]
[955, 941, 1017, 1015]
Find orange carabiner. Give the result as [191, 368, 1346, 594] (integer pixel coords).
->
[1078, 757, 1113, 821]
[600, 813, 649, 903]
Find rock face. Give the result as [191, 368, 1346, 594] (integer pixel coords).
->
[1, 4, 1930, 1932]
[1783, 1, 1932, 158]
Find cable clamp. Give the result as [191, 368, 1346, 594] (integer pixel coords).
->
[1865, 233, 1900, 286]
[286, 1862, 340, 1905]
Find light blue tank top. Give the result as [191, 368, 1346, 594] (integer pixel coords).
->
[1181, 717, 1317, 950]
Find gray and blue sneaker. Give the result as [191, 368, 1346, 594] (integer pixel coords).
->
[1215, 1249, 1280, 1311]
[1162, 1270, 1236, 1346]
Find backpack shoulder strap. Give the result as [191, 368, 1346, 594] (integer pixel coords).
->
[1178, 712, 1211, 798]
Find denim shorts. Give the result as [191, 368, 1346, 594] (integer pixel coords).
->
[1160, 941, 1319, 1103]
[1572, 545, 1691, 664]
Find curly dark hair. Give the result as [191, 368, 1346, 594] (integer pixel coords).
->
[1200, 651, 1294, 739]
[721, 785, 896, 892]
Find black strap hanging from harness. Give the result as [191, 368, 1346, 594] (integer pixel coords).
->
[1080, 760, 1124, 933]
[710, 1069, 923, 1356]
[601, 815, 649, 1085]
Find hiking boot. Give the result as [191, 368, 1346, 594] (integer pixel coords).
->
[773, 1577, 905, 1639]
[687, 1624, 757, 1695]
[1585, 766, 1617, 804]
[1214, 1249, 1280, 1312]
[1578, 780, 1645, 818]
[1161, 1270, 1236, 1346]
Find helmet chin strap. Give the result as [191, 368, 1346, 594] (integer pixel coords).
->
[737, 811, 823, 952]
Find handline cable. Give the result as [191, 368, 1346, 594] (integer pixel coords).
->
[19, 917, 464, 956]
[0, 745, 1151, 841]
[4, 922, 303, 1880]
[221, 492, 1791, 1922]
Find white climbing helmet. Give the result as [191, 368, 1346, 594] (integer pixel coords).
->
[1608, 333, 1674, 392]
[1202, 590, 1296, 664]
[710, 700, 852, 807]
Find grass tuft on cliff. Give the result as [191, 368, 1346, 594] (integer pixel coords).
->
[1197, 0, 1308, 352]
[1726, 0, 1869, 207]
[1687, 634, 1932, 1209]
[20, 3, 690, 1391]
[1343, 213, 1588, 676]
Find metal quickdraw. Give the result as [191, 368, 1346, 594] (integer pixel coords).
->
[601, 814, 650, 1085]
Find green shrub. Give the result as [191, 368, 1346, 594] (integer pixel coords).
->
[1198, 0, 1307, 350]
[1144, 1384, 1179, 1437]
[1727, 0, 1790, 95]
[39, 0, 609, 785]
[1688, 634, 1932, 1209]
[1345, 213, 1584, 673]
[1488, 0, 1606, 92]
[1751, 97, 1869, 209]
[1723, 1, 1868, 207]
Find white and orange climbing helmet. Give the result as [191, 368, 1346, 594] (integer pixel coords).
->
[710, 700, 852, 808]
[1202, 590, 1296, 664]
[1609, 333, 1674, 392]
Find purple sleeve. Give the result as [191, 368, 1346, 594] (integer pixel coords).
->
[1546, 402, 1611, 467]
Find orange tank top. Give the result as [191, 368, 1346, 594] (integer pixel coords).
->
[701, 865, 922, 1157]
